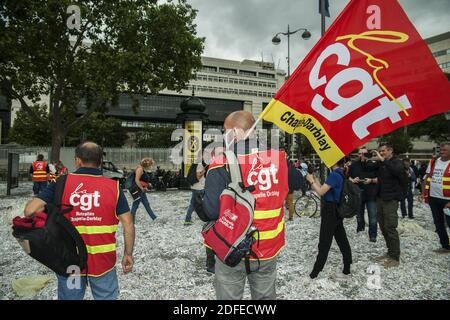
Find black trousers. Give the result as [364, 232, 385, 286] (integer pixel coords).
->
[312, 201, 352, 274]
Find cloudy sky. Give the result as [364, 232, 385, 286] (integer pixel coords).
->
[186, 0, 450, 73]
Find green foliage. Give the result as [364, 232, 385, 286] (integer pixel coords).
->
[407, 113, 449, 144]
[135, 124, 178, 148]
[379, 127, 413, 155]
[8, 105, 51, 146]
[0, 0, 204, 159]
[65, 113, 128, 147]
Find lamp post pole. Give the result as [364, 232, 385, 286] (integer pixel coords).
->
[272, 26, 311, 159]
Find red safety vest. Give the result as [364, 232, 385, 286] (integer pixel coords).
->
[31, 161, 48, 181]
[423, 157, 450, 202]
[59, 167, 68, 175]
[61, 173, 120, 277]
[208, 149, 289, 260]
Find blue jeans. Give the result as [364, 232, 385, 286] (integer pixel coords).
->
[57, 268, 119, 300]
[131, 191, 157, 221]
[356, 199, 377, 239]
[185, 189, 204, 222]
[400, 187, 414, 218]
[33, 181, 48, 196]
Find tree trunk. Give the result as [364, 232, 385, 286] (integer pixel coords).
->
[50, 127, 64, 162]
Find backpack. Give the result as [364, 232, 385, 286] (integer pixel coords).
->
[186, 163, 199, 186]
[335, 171, 361, 219]
[201, 150, 259, 273]
[12, 175, 88, 276]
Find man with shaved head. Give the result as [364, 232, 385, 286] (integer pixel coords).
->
[24, 141, 135, 300]
[198, 110, 289, 300]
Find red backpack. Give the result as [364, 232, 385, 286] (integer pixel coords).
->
[202, 151, 258, 272]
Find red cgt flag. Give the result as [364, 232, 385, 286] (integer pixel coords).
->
[261, 0, 450, 167]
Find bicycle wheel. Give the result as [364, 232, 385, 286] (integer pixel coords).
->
[294, 195, 317, 218]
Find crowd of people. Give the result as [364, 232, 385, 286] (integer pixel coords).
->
[22, 112, 449, 300]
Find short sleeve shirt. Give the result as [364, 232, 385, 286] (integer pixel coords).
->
[323, 168, 344, 203]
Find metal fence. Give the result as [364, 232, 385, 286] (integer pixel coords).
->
[0, 146, 179, 181]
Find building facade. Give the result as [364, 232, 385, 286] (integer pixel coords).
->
[426, 31, 450, 73]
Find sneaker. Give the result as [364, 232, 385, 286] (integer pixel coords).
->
[408, 216, 414, 219]
[288, 217, 293, 221]
[184, 220, 193, 226]
[383, 258, 400, 268]
[369, 237, 377, 243]
[374, 253, 390, 262]
[433, 247, 450, 254]
[206, 266, 215, 274]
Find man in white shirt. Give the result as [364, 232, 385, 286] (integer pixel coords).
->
[422, 142, 450, 253]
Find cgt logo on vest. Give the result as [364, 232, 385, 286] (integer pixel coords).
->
[247, 156, 279, 191]
[69, 183, 101, 211]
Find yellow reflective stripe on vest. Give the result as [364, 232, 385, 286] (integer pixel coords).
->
[443, 185, 450, 190]
[254, 208, 281, 220]
[257, 218, 284, 241]
[442, 177, 450, 182]
[76, 225, 118, 235]
[86, 243, 116, 254]
[426, 178, 431, 182]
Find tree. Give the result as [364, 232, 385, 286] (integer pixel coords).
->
[0, 0, 204, 160]
[135, 124, 178, 148]
[9, 108, 128, 147]
[65, 113, 128, 147]
[8, 104, 51, 146]
[379, 127, 413, 155]
[407, 113, 449, 144]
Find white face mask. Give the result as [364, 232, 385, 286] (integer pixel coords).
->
[224, 129, 235, 149]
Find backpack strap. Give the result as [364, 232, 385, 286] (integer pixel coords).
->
[50, 175, 88, 276]
[224, 150, 255, 193]
[224, 150, 243, 184]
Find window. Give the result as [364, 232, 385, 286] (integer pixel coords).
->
[218, 67, 238, 74]
[259, 72, 275, 79]
[239, 70, 257, 77]
[433, 49, 450, 57]
[202, 65, 217, 73]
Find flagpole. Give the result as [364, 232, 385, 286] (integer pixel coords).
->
[321, 0, 326, 36]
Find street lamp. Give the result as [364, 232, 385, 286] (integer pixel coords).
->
[272, 25, 311, 158]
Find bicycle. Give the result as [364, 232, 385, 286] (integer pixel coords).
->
[294, 190, 321, 218]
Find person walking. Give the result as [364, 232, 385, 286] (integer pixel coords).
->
[130, 158, 158, 223]
[24, 142, 135, 300]
[199, 110, 288, 300]
[306, 158, 352, 279]
[184, 160, 206, 225]
[348, 147, 378, 242]
[30, 154, 50, 195]
[373, 142, 404, 268]
[422, 142, 450, 253]
[400, 158, 416, 219]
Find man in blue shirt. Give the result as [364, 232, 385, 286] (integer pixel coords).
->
[306, 158, 352, 279]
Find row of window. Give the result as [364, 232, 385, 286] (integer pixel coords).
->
[201, 66, 276, 79]
[438, 61, 450, 69]
[187, 85, 275, 98]
[433, 48, 450, 57]
[195, 74, 277, 88]
[121, 121, 181, 128]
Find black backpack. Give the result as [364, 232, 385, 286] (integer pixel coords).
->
[12, 175, 88, 276]
[186, 163, 199, 186]
[335, 171, 361, 219]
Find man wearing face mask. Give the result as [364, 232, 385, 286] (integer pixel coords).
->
[198, 111, 288, 300]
